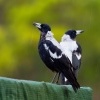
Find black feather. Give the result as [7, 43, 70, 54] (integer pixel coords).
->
[38, 38, 80, 91]
[34, 23, 80, 92]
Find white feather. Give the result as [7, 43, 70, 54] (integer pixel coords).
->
[65, 78, 67, 82]
[60, 35, 78, 63]
[46, 31, 61, 50]
[43, 44, 49, 50]
[60, 34, 81, 82]
[49, 50, 62, 59]
[44, 31, 63, 59]
[75, 53, 81, 60]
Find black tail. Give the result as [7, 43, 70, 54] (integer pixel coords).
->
[61, 69, 80, 92]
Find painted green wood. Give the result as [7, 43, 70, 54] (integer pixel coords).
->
[0, 77, 92, 100]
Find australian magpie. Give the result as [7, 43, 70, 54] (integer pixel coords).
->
[33, 23, 80, 92]
[60, 29, 83, 84]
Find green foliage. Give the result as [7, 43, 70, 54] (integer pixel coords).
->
[0, 0, 100, 99]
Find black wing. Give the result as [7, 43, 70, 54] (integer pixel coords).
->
[38, 40, 80, 91]
[38, 40, 57, 72]
[72, 43, 82, 69]
[72, 43, 82, 77]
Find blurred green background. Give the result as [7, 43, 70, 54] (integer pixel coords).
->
[0, 0, 100, 99]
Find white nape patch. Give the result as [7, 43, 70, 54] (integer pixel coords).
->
[60, 35, 78, 63]
[49, 50, 62, 59]
[60, 41, 78, 63]
[75, 53, 81, 60]
[35, 23, 41, 28]
[43, 44, 49, 50]
[51, 38, 61, 50]
[46, 31, 54, 38]
[61, 34, 71, 42]
[47, 31, 54, 36]
[46, 32, 61, 50]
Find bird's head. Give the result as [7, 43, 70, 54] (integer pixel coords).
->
[65, 30, 84, 40]
[33, 22, 53, 37]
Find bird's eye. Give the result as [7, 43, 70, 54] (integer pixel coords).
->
[41, 25, 45, 28]
[43, 26, 45, 28]
[73, 31, 76, 34]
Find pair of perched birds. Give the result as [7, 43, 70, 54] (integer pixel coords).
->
[33, 22, 83, 92]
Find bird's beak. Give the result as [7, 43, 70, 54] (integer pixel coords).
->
[76, 30, 84, 35]
[33, 22, 41, 29]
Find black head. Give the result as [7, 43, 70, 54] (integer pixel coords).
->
[33, 23, 51, 34]
[65, 30, 84, 39]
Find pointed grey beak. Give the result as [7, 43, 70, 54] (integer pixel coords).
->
[33, 22, 41, 29]
[76, 30, 84, 35]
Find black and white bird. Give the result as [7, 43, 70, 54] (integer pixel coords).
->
[60, 29, 83, 84]
[33, 23, 80, 92]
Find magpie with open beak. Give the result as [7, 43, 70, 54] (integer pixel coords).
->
[33, 23, 80, 92]
[60, 29, 83, 84]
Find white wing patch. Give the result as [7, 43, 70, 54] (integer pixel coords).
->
[49, 50, 62, 59]
[44, 43, 62, 59]
[75, 53, 81, 60]
[43, 44, 49, 50]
